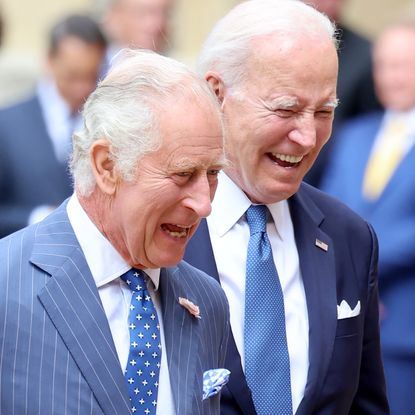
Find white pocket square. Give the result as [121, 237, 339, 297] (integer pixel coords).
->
[337, 300, 361, 320]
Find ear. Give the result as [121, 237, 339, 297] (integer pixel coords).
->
[90, 139, 119, 196]
[205, 71, 227, 106]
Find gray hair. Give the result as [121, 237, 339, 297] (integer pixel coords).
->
[197, 0, 339, 89]
[71, 49, 220, 196]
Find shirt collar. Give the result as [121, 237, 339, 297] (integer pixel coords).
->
[66, 194, 160, 290]
[384, 108, 415, 128]
[208, 172, 290, 241]
[37, 78, 73, 121]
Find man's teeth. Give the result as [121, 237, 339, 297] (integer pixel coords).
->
[272, 153, 303, 163]
[165, 224, 189, 238]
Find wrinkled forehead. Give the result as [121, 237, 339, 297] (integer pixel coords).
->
[245, 32, 337, 75]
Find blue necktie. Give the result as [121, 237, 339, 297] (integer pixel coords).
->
[120, 269, 161, 415]
[244, 205, 293, 415]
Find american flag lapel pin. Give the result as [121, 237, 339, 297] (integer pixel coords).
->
[315, 238, 329, 252]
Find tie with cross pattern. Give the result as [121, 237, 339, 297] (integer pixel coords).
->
[244, 205, 293, 415]
[120, 269, 161, 415]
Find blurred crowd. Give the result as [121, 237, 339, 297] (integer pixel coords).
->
[0, 0, 414, 413]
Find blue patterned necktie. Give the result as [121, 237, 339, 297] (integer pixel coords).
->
[244, 205, 293, 415]
[120, 269, 161, 415]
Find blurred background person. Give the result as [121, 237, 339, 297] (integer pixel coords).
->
[0, 14, 106, 238]
[303, 0, 381, 187]
[100, 0, 174, 73]
[321, 20, 415, 415]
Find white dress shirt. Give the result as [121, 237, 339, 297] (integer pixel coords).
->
[28, 80, 83, 226]
[207, 173, 309, 414]
[369, 108, 415, 157]
[37, 79, 83, 164]
[67, 195, 175, 415]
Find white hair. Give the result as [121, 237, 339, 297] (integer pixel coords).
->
[71, 48, 220, 196]
[197, 0, 338, 88]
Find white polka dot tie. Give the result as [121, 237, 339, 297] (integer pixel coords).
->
[244, 205, 292, 415]
[120, 269, 161, 415]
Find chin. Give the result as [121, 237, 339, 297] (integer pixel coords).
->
[156, 253, 185, 268]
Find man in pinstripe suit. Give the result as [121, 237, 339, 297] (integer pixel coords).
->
[0, 49, 229, 415]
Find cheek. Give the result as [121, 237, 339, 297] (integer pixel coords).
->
[316, 120, 333, 146]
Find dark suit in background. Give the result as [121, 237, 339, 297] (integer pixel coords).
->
[0, 14, 106, 237]
[321, 111, 415, 414]
[320, 20, 415, 413]
[0, 95, 72, 237]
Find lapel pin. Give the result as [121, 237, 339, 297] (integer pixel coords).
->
[178, 297, 201, 319]
[315, 238, 329, 252]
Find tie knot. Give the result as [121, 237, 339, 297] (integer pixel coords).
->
[384, 115, 408, 139]
[120, 268, 146, 292]
[246, 205, 268, 234]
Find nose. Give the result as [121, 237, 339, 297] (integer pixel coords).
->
[288, 114, 317, 151]
[183, 175, 213, 218]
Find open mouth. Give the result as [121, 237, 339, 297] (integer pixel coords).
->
[268, 152, 303, 167]
[161, 224, 191, 238]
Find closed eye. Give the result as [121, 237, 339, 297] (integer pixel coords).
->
[275, 109, 295, 118]
[316, 109, 335, 118]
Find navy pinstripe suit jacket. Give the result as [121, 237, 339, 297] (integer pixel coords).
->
[0, 201, 230, 415]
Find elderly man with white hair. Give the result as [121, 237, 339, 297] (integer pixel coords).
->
[184, 1, 389, 414]
[0, 49, 229, 415]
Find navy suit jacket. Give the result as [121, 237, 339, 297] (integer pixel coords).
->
[0, 202, 230, 415]
[321, 111, 415, 356]
[0, 95, 72, 237]
[184, 182, 389, 415]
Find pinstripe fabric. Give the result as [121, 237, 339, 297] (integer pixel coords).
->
[160, 262, 229, 415]
[0, 201, 230, 415]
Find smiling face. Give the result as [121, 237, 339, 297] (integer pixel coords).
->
[102, 95, 224, 269]
[219, 33, 338, 203]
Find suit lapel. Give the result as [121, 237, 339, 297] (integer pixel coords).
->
[31, 203, 130, 415]
[159, 267, 201, 415]
[289, 186, 337, 415]
[184, 220, 257, 415]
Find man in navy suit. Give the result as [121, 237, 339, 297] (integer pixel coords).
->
[0, 14, 106, 237]
[184, 1, 389, 414]
[0, 49, 229, 414]
[321, 21, 415, 415]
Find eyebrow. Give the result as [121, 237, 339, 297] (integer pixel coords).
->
[264, 96, 299, 108]
[264, 96, 340, 109]
[170, 155, 229, 171]
[325, 98, 340, 108]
